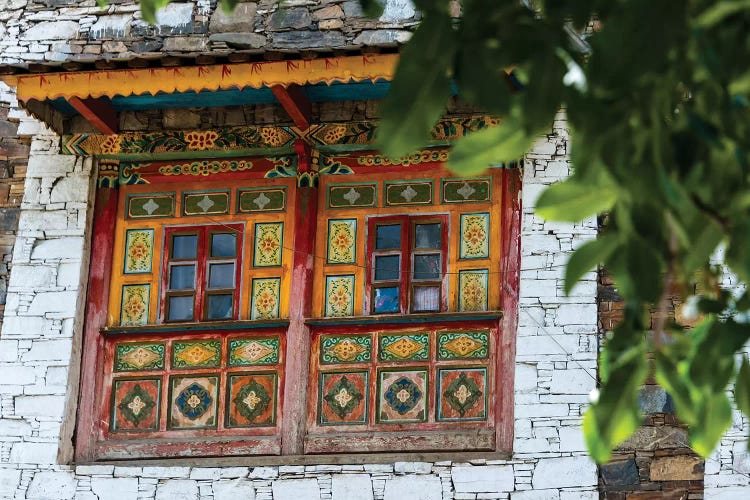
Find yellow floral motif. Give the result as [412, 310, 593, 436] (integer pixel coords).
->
[100, 135, 122, 154]
[326, 339, 366, 361]
[260, 128, 291, 147]
[321, 125, 348, 144]
[327, 220, 356, 264]
[254, 223, 283, 267]
[121, 285, 149, 326]
[383, 338, 424, 359]
[184, 131, 219, 150]
[460, 214, 489, 259]
[251, 279, 280, 319]
[176, 344, 217, 366]
[326, 276, 354, 317]
[443, 336, 484, 357]
[459, 272, 487, 312]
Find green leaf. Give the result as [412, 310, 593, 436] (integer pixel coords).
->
[220, 0, 240, 14]
[564, 234, 619, 295]
[447, 113, 533, 175]
[695, 0, 750, 28]
[690, 391, 732, 457]
[375, 13, 456, 159]
[735, 357, 750, 419]
[140, 0, 171, 24]
[357, 0, 386, 18]
[536, 180, 618, 222]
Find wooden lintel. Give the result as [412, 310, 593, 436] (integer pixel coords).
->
[271, 84, 312, 131]
[68, 96, 119, 135]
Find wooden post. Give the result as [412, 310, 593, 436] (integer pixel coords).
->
[281, 139, 318, 454]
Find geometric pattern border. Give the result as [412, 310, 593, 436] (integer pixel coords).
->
[376, 368, 428, 424]
[437, 367, 488, 422]
[168, 375, 219, 430]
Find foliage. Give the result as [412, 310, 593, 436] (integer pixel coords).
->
[131, 0, 750, 463]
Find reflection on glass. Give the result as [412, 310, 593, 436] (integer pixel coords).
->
[169, 265, 195, 290]
[376, 224, 401, 249]
[172, 234, 197, 259]
[374, 286, 400, 313]
[168, 295, 193, 321]
[413, 286, 440, 312]
[206, 294, 233, 320]
[413, 254, 441, 280]
[211, 233, 236, 258]
[374, 255, 400, 281]
[208, 263, 234, 289]
[415, 223, 441, 248]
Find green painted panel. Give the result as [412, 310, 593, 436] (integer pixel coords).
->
[238, 188, 286, 212]
[328, 183, 377, 208]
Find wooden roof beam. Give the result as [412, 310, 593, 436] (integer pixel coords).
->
[271, 84, 312, 131]
[68, 96, 119, 135]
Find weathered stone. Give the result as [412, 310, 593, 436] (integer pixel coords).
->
[331, 474, 373, 500]
[342, 0, 363, 17]
[319, 19, 344, 30]
[91, 477, 139, 500]
[353, 29, 412, 46]
[0, 468, 21, 498]
[50, 175, 89, 203]
[89, 15, 132, 40]
[532, 457, 598, 489]
[209, 33, 267, 49]
[209, 2, 257, 32]
[22, 21, 79, 41]
[617, 426, 689, 451]
[30, 237, 85, 260]
[9, 442, 59, 465]
[383, 476, 442, 500]
[313, 5, 344, 20]
[394, 462, 432, 474]
[163, 36, 207, 52]
[155, 479, 199, 500]
[550, 368, 594, 395]
[26, 471, 76, 499]
[272, 479, 320, 500]
[155, 3, 195, 35]
[0, 0, 27, 10]
[212, 479, 256, 500]
[15, 395, 66, 418]
[268, 7, 312, 30]
[511, 490, 560, 500]
[272, 30, 345, 49]
[638, 385, 675, 414]
[452, 465, 514, 493]
[600, 459, 639, 486]
[732, 440, 750, 474]
[649, 456, 704, 481]
[0, 207, 19, 232]
[163, 109, 201, 129]
[131, 40, 164, 53]
[380, 0, 416, 22]
[0, 418, 33, 437]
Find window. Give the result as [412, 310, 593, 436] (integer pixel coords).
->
[368, 215, 448, 314]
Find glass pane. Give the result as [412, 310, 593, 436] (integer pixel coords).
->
[373, 287, 400, 314]
[374, 255, 400, 281]
[415, 223, 441, 248]
[168, 295, 194, 321]
[413, 254, 441, 280]
[208, 263, 235, 289]
[172, 234, 197, 259]
[376, 224, 401, 250]
[211, 233, 236, 258]
[413, 286, 440, 312]
[206, 294, 233, 320]
[169, 265, 195, 290]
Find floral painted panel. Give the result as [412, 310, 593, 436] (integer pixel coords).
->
[458, 270, 489, 312]
[327, 219, 357, 264]
[437, 331, 490, 360]
[229, 337, 280, 366]
[111, 378, 160, 432]
[320, 335, 372, 364]
[183, 191, 230, 216]
[460, 213, 490, 259]
[437, 368, 488, 421]
[325, 275, 355, 317]
[379, 333, 430, 361]
[168, 375, 219, 430]
[171, 340, 221, 369]
[124, 229, 154, 274]
[250, 278, 281, 320]
[377, 369, 428, 424]
[319, 371, 368, 425]
[226, 373, 277, 427]
[114, 342, 165, 372]
[254, 222, 283, 267]
[120, 284, 150, 326]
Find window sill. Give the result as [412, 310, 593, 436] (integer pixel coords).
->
[305, 311, 502, 327]
[102, 319, 290, 335]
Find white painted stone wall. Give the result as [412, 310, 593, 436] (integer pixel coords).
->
[0, 105, 600, 499]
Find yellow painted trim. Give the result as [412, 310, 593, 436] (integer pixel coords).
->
[16, 54, 398, 103]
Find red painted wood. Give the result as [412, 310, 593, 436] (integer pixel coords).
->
[281, 141, 318, 454]
[305, 429, 496, 454]
[75, 186, 119, 462]
[271, 84, 312, 130]
[95, 435, 282, 460]
[68, 96, 119, 135]
[496, 167, 522, 452]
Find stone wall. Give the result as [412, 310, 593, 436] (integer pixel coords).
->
[0, 105, 603, 498]
[0, 0, 422, 69]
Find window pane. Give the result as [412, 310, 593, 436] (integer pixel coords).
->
[413, 254, 441, 280]
[172, 234, 197, 259]
[206, 294, 233, 320]
[211, 233, 236, 258]
[374, 255, 400, 281]
[376, 224, 401, 250]
[168, 295, 194, 321]
[169, 265, 195, 290]
[208, 263, 235, 289]
[415, 223, 441, 249]
[413, 286, 440, 312]
[374, 287, 400, 314]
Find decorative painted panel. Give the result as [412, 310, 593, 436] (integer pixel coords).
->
[253, 222, 283, 267]
[437, 368, 488, 421]
[182, 191, 230, 216]
[460, 213, 490, 259]
[441, 178, 492, 203]
[320, 335, 372, 364]
[238, 187, 286, 213]
[384, 181, 433, 206]
[379, 333, 430, 361]
[114, 342, 165, 372]
[250, 278, 281, 320]
[327, 219, 357, 264]
[377, 369, 428, 423]
[123, 229, 154, 274]
[120, 284, 150, 326]
[229, 337, 280, 366]
[168, 375, 219, 429]
[458, 270, 489, 312]
[171, 340, 221, 369]
[438, 331, 490, 360]
[319, 371, 368, 425]
[328, 183, 377, 208]
[111, 378, 161, 432]
[126, 193, 175, 219]
[226, 373, 277, 427]
[325, 275, 355, 317]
